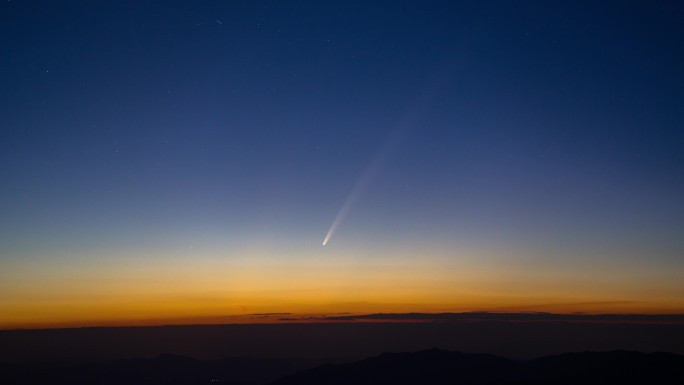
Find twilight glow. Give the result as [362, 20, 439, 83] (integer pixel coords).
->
[1, 1, 683, 330]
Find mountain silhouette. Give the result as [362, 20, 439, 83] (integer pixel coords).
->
[3, 349, 684, 384]
[271, 348, 684, 385]
[0, 354, 321, 385]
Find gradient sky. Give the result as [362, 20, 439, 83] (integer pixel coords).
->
[1, 1, 683, 329]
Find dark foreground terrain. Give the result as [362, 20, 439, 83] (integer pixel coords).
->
[2, 349, 684, 385]
[274, 349, 684, 385]
[3, 318, 684, 384]
[3, 319, 684, 362]
[0, 354, 318, 385]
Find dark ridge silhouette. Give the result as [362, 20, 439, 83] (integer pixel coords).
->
[272, 349, 684, 385]
[3, 349, 684, 385]
[0, 354, 323, 385]
[272, 349, 517, 385]
[3, 321, 684, 363]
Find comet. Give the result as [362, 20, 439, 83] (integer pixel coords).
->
[321, 127, 410, 246]
[322, 149, 387, 246]
[320, 63, 454, 246]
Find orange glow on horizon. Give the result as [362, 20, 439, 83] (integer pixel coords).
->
[2, 248, 684, 330]
[3, 297, 684, 330]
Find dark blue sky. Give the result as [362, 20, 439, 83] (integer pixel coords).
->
[1, 1, 683, 326]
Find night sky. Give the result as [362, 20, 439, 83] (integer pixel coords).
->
[1, 1, 683, 329]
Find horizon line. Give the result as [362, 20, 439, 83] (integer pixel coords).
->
[4, 310, 684, 332]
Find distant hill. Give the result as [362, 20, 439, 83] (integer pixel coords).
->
[3, 320, 684, 362]
[272, 349, 684, 385]
[0, 354, 321, 385]
[3, 349, 684, 384]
